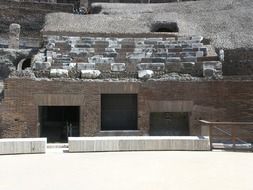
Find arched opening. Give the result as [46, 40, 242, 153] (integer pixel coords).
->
[22, 58, 31, 70]
[17, 58, 31, 71]
[151, 22, 179, 33]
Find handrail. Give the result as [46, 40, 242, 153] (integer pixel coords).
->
[199, 120, 253, 125]
[213, 126, 248, 144]
[199, 120, 253, 151]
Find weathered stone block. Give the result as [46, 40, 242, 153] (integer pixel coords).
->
[196, 51, 204, 58]
[166, 57, 181, 62]
[137, 63, 165, 71]
[192, 43, 203, 48]
[50, 69, 68, 78]
[88, 55, 114, 64]
[190, 36, 203, 43]
[138, 70, 154, 79]
[182, 62, 195, 68]
[152, 57, 166, 63]
[144, 38, 162, 45]
[180, 52, 196, 57]
[77, 63, 95, 70]
[103, 52, 118, 58]
[111, 63, 126, 72]
[182, 57, 197, 62]
[54, 56, 72, 64]
[81, 70, 101, 79]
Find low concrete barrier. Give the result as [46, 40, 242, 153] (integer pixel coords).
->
[0, 138, 47, 155]
[68, 136, 210, 152]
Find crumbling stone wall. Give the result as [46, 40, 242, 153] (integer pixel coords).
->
[33, 35, 220, 79]
[1, 78, 253, 141]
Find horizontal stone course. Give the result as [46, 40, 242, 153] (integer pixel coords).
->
[0, 138, 47, 155]
[68, 136, 210, 152]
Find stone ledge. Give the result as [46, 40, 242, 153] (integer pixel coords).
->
[0, 138, 47, 155]
[68, 136, 210, 152]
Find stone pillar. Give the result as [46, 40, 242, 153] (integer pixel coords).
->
[9, 23, 20, 49]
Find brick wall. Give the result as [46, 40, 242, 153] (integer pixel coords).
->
[1, 78, 253, 140]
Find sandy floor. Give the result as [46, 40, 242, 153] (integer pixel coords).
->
[0, 150, 252, 190]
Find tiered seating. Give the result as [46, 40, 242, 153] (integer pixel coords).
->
[32, 35, 221, 79]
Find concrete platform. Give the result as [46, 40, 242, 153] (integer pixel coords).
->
[0, 138, 47, 155]
[68, 136, 210, 152]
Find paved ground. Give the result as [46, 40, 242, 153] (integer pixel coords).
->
[0, 150, 252, 190]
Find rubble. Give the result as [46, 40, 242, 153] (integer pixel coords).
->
[111, 63, 126, 72]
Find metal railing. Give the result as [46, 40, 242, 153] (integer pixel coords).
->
[199, 120, 253, 151]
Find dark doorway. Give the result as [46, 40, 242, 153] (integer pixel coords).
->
[39, 106, 80, 143]
[149, 112, 190, 136]
[101, 94, 137, 130]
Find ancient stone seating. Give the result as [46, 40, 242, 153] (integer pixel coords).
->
[32, 36, 222, 79]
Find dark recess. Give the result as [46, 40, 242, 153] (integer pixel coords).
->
[151, 22, 179, 33]
[101, 94, 138, 130]
[149, 112, 190, 136]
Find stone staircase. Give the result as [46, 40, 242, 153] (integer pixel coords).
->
[31, 35, 222, 79]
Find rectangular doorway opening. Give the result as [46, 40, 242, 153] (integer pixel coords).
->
[149, 112, 190, 136]
[101, 94, 137, 130]
[39, 106, 80, 143]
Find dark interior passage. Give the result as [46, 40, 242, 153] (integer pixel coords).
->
[101, 94, 137, 130]
[39, 106, 80, 143]
[21, 58, 31, 70]
[149, 112, 190, 136]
